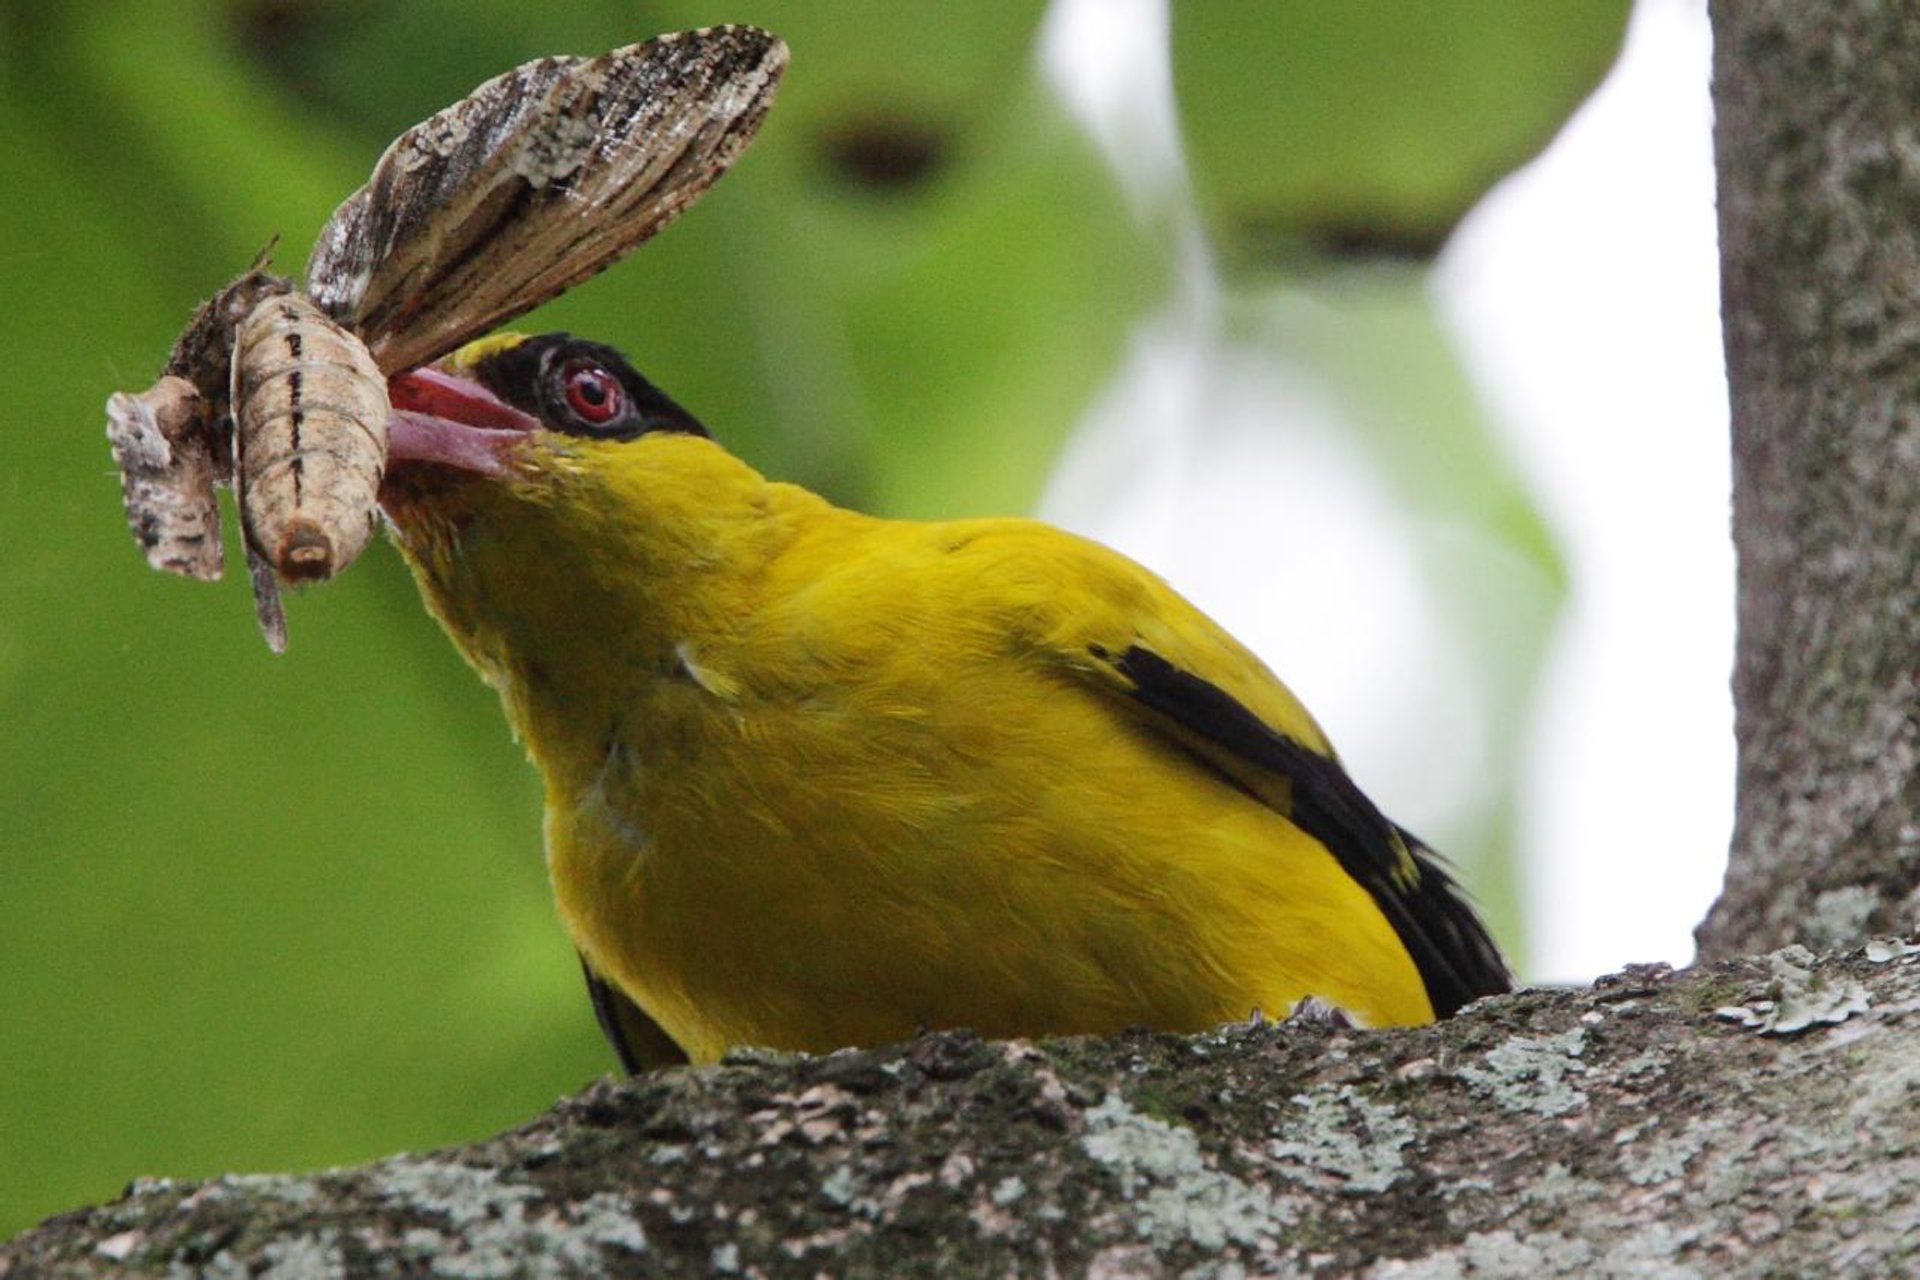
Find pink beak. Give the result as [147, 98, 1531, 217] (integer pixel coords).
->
[385, 367, 542, 479]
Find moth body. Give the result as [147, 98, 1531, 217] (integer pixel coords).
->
[231, 292, 388, 582]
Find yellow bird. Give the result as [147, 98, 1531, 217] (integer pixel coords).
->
[382, 332, 1511, 1070]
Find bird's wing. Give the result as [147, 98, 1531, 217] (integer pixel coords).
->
[1012, 533, 1512, 1017]
[580, 954, 689, 1073]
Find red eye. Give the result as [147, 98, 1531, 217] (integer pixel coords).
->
[561, 360, 625, 426]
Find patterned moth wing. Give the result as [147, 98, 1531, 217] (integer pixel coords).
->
[105, 268, 287, 589]
[104, 375, 222, 581]
[307, 24, 787, 376]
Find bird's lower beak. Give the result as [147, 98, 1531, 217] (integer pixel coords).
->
[385, 367, 542, 480]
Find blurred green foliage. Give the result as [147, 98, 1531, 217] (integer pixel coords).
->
[1175, 0, 1629, 265]
[0, 0, 1624, 1236]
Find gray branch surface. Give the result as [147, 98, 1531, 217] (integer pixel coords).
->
[7, 942, 1920, 1277]
[1703, 0, 1920, 958]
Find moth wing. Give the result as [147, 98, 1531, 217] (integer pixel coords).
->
[306, 25, 786, 376]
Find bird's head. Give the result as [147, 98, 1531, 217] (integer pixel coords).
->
[383, 329, 709, 500]
[380, 332, 770, 714]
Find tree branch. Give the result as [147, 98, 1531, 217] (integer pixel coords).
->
[8, 942, 1920, 1276]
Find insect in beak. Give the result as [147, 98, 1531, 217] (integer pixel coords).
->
[106, 25, 786, 650]
[387, 367, 543, 480]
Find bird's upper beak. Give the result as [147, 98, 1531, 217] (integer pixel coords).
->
[385, 367, 542, 480]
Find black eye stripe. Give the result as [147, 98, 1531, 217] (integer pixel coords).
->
[473, 333, 709, 440]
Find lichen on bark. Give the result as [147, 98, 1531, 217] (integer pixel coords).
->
[8, 944, 1920, 1277]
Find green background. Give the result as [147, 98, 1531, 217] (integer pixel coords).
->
[0, 0, 1625, 1236]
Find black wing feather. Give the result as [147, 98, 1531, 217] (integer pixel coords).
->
[1112, 646, 1511, 1016]
[580, 955, 690, 1073]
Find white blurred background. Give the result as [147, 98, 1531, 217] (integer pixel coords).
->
[1038, 0, 1731, 983]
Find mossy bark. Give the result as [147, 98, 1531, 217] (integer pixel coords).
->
[1700, 0, 1920, 959]
[6, 943, 1920, 1277]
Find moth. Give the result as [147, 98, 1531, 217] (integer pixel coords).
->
[106, 25, 787, 650]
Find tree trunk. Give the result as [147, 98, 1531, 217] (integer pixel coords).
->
[1699, 0, 1920, 960]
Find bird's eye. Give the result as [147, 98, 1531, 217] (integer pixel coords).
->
[560, 360, 625, 427]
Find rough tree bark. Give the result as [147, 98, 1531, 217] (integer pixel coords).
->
[1698, 0, 1920, 958]
[8, 3, 1920, 1275]
[4, 946, 1919, 1277]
